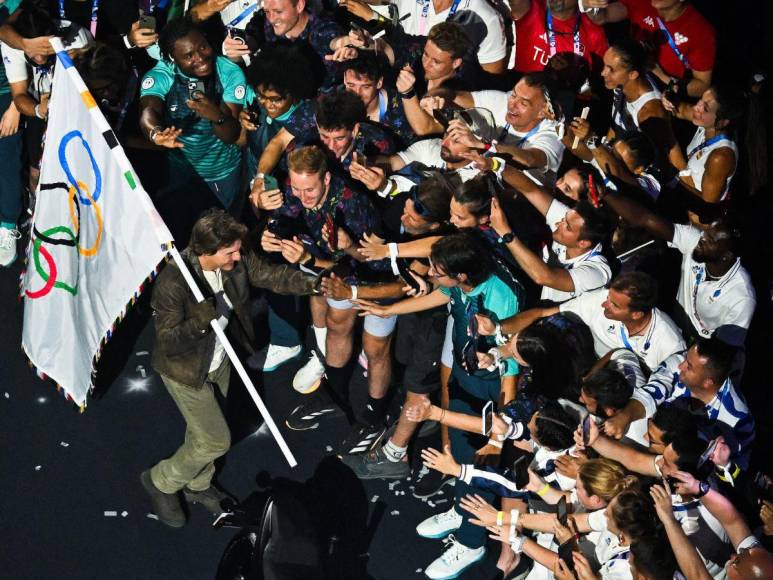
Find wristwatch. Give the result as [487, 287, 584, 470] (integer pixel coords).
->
[695, 480, 710, 498]
[497, 232, 515, 244]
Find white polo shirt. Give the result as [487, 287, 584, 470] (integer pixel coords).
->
[541, 200, 612, 303]
[391, 0, 506, 64]
[1, 42, 53, 99]
[470, 89, 564, 184]
[670, 224, 756, 346]
[559, 287, 685, 371]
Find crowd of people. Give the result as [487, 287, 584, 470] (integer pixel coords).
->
[1, 0, 770, 578]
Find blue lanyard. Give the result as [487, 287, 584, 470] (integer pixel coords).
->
[515, 120, 542, 147]
[609, 548, 630, 561]
[546, 10, 582, 58]
[378, 90, 388, 122]
[619, 317, 653, 352]
[687, 133, 727, 160]
[656, 17, 690, 70]
[59, 0, 100, 36]
[420, 0, 462, 34]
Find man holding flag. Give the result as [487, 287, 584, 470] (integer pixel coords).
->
[143, 209, 320, 527]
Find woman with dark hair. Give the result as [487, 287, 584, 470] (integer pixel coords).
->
[566, 38, 683, 174]
[238, 41, 317, 179]
[664, 84, 767, 201]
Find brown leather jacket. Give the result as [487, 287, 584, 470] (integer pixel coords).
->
[151, 246, 318, 387]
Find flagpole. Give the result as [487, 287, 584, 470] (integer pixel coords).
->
[168, 247, 299, 468]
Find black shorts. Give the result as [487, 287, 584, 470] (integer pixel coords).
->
[395, 308, 447, 395]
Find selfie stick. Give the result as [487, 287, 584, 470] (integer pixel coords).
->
[572, 107, 590, 150]
[168, 248, 298, 468]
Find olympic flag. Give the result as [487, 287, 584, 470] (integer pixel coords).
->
[21, 41, 173, 407]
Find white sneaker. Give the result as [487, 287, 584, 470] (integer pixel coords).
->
[424, 535, 486, 580]
[292, 350, 325, 394]
[0, 228, 21, 267]
[416, 505, 463, 539]
[247, 344, 302, 372]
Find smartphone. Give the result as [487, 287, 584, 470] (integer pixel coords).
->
[697, 438, 719, 470]
[432, 108, 453, 130]
[482, 400, 494, 436]
[228, 27, 246, 45]
[262, 174, 279, 191]
[188, 80, 205, 101]
[558, 539, 576, 572]
[325, 214, 338, 251]
[353, 151, 367, 168]
[139, 13, 157, 31]
[582, 414, 592, 447]
[395, 260, 422, 294]
[557, 496, 568, 526]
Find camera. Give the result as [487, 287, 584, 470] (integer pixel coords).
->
[188, 80, 206, 102]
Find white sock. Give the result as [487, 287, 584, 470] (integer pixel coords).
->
[313, 326, 327, 357]
[383, 439, 407, 462]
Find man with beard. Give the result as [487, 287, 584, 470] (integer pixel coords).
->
[599, 189, 755, 347]
[140, 19, 245, 241]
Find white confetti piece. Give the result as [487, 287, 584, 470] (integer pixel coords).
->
[121, 511, 128, 517]
[371, 495, 379, 503]
[325, 446, 333, 452]
[390, 510, 400, 516]
[146, 513, 159, 520]
[104, 511, 118, 517]
[4, 392, 9, 399]
[136, 351, 149, 356]
[35, 465, 42, 471]
[428, 501, 435, 508]
[60, 441, 69, 447]
[434, 499, 448, 505]
[135, 365, 147, 379]
[415, 569, 423, 574]
[36, 396, 47, 404]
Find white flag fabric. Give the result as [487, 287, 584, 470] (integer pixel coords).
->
[22, 42, 173, 407]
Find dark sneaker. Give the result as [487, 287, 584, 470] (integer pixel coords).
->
[412, 465, 455, 499]
[286, 390, 346, 431]
[141, 470, 186, 528]
[336, 420, 387, 455]
[183, 485, 237, 515]
[340, 445, 410, 480]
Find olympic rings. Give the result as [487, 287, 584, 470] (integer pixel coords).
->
[27, 226, 78, 298]
[67, 179, 103, 256]
[58, 130, 102, 206]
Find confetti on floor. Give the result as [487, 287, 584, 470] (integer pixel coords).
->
[390, 510, 400, 516]
[371, 495, 379, 503]
[60, 441, 69, 447]
[121, 511, 128, 517]
[146, 513, 159, 520]
[104, 511, 118, 517]
[4, 392, 9, 399]
[35, 465, 42, 471]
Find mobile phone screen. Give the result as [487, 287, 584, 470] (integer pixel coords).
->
[557, 496, 568, 526]
[482, 401, 494, 436]
[582, 415, 592, 446]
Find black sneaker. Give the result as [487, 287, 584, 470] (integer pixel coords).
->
[412, 465, 455, 499]
[340, 445, 411, 480]
[141, 470, 186, 528]
[183, 485, 237, 515]
[286, 391, 346, 431]
[336, 420, 387, 455]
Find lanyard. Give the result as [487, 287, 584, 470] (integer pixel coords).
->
[512, 120, 542, 147]
[706, 381, 731, 422]
[618, 314, 654, 353]
[546, 10, 582, 58]
[419, 0, 462, 35]
[655, 17, 690, 70]
[687, 133, 727, 160]
[59, 0, 100, 37]
[690, 261, 740, 334]
[378, 89, 388, 122]
[608, 548, 630, 561]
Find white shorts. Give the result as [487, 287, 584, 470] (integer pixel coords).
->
[326, 298, 397, 338]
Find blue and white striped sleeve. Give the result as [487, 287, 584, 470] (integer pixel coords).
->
[459, 465, 530, 499]
[630, 352, 684, 419]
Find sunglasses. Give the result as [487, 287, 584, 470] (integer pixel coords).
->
[411, 188, 435, 220]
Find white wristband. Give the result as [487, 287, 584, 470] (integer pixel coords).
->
[350, 285, 358, 300]
[510, 509, 520, 529]
[487, 438, 503, 449]
[377, 178, 396, 198]
[388, 242, 400, 276]
[485, 348, 502, 372]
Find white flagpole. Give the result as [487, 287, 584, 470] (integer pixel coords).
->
[169, 247, 298, 468]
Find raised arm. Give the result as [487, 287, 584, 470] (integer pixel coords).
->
[602, 190, 675, 241]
